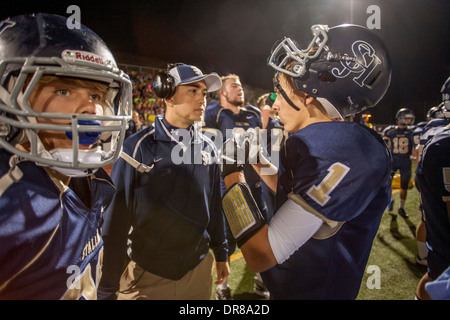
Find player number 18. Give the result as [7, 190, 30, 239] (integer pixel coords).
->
[392, 137, 409, 155]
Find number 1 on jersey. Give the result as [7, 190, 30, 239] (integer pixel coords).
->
[307, 162, 350, 206]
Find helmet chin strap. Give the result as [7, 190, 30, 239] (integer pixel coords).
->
[273, 73, 300, 111]
[273, 73, 344, 121]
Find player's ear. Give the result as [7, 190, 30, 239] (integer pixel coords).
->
[305, 95, 315, 106]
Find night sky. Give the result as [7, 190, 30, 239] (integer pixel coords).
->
[1, 0, 449, 124]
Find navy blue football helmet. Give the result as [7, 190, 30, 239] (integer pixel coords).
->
[441, 76, 450, 101]
[0, 13, 132, 176]
[426, 103, 445, 121]
[441, 76, 450, 118]
[396, 108, 415, 126]
[268, 24, 392, 120]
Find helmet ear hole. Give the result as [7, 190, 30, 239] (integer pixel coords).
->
[318, 71, 336, 83]
[365, 70, 381, 88]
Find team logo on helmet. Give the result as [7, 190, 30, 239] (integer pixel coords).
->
[0, 20, 15, 36]
[332, 40, 381, 87]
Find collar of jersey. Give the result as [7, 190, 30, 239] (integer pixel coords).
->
[154, 115, 202, 146]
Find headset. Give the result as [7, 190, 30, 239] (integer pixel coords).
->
[153, 62, 185, 99]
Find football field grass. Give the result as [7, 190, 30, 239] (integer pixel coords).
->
[211, 166, 426, 300]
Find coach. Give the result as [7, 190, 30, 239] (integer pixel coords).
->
[98, 64, 229, 300]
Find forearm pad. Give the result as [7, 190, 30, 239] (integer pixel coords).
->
[222, 182, 266, 247]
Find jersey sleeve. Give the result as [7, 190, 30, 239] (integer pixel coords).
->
[381, 126, 391, 148]
[97, 142, 136, 299]
[206, 161, 228, 262]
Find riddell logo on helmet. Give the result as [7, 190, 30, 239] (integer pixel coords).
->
[75, 51, 105, 65]
[62, 50, 108, 66]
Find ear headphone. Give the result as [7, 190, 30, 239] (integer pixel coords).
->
[153, 62, 185, 99]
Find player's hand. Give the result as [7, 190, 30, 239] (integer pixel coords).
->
[246, 127, 265, 165]
[214, 261, 230, 285]
[220, 128, 264, 178]
[220, 131, 248, 178]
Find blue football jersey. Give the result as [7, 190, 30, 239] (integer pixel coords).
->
[0, 149, 115, 299]
[383, 125, 414, 158]
[203, 103, 262, 140]
[261, 122, 392, 299]
[419, 118, 450, 146]
[203, 103, 262, 177]
[413, 126, 425, 146]
[264, 116, 285, 157]
[415, 127, 450, 278]
[203, 102, 269, 218]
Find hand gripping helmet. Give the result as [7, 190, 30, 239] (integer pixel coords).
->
[268, 24, 391, 120]
[0, 13, 132, 176]
[396, 107, 415, 126]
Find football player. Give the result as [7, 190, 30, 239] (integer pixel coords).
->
[0, 13, 132, 299]
[250, 93, 286, 299]
[383, 108, 417, 218]
[414, 102, 450, 266]
[425, 266, 450, 300]
[203, 74, 269, 299]
[256, 92, 285, 155]
[418, 103, 450, 152]
[415, 76, 450, 299]
[220, 24, 392, 299]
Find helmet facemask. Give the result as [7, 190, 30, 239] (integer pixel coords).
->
[0, 54, 132, 177]
[268, 25, 329, 78]
[395, 108, 415, 126]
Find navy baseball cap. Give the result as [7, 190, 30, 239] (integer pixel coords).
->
[168, 64, 222, 92]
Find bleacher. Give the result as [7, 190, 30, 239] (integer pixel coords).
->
[118, 63, 269, 130]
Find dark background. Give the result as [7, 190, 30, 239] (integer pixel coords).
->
[1, 0, 449, 124]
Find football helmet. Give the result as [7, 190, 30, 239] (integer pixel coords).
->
[441, 76, 450, 118]
[268, 24, 391, 120]
[396, 108, 415, 126]
[426, 103, 445, 121]
[0, 13, 132, 176]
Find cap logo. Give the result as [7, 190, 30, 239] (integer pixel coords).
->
[191, 66, 202, 76]
[331, 40, 381, 87]
[62, 49, 111, 66]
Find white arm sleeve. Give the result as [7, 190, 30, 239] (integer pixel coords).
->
[268, 198, 323, 264]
